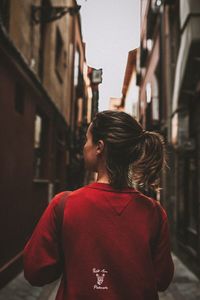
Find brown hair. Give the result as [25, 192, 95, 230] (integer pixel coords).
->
[90, 110, 166, 191]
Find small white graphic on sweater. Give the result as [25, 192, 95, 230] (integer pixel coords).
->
[93, 268, 108, 290]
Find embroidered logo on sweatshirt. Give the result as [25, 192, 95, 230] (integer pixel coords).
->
[93, 268, 108, 290]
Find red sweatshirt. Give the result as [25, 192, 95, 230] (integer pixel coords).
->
[23, 182, 174, 300]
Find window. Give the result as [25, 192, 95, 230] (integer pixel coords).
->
[74, 50, 80, 86]
[55, 28, 65, 82]
[15, 82, 25, 114]
[77, 97, 83, 125]
[34, 113, 48, 178]
[34, 115, 42, 178]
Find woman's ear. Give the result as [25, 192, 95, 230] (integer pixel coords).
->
[96, 140, 104, 154]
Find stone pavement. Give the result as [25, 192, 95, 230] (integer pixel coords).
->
[0, 273, 58, 300]
[158, 253, 200, 300]
[0, 253, 199, 299]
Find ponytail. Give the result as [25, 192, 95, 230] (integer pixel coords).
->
[130, 131, 167, 191]
[90, 110, 166, 191]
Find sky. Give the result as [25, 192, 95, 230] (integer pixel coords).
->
[77, 0, 140, 111]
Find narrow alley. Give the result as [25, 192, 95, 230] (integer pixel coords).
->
[1, 0, 200, 299]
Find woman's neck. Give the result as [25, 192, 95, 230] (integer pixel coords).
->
[96, 171, 110, 184]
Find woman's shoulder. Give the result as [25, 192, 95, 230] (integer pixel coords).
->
[51, 185, 91, 205]
[135, 190, 167, 219]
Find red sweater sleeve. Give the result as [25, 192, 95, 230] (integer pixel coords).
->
[151, 204, 174, 292]
[23, 192, 66, 286]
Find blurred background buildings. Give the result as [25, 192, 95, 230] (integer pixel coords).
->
[0, 0, 102, 287]
[118, 0, 200, 279]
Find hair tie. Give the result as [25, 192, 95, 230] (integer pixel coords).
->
[137, 129, 146, 139]
[142, 130, 151, 136]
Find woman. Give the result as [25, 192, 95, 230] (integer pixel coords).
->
[23, 110, 174, 300]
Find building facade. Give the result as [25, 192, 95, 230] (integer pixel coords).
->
[136, 0, 200, 277]
[170, 0, 200, 276]
[120, 49, 139, 118]
[0, 0, 95, 287]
